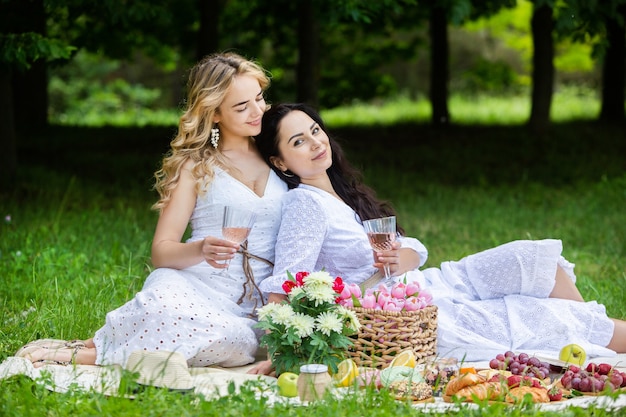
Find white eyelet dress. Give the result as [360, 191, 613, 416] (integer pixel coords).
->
[259, 185, 616, 362]
[93, 168, 287, 367]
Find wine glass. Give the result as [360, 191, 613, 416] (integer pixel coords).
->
[220, 206, 257, 272]
[362, 216, 397, 280]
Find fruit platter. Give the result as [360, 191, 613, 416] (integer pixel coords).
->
[301, 348, 626, 407]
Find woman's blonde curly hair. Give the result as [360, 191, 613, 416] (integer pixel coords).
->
[152, 52, 270, 212]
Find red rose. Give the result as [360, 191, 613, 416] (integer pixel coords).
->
[282, 280, 297, 294]
[295, 271, 308, 286]
[332, 277, 345, 294]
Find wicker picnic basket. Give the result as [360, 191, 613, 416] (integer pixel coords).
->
[347, 305, 438, 369]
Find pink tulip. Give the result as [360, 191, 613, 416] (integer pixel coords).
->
[348, 283, 362, 298]
[376, 284, 389, 295]
[383, 301, 402, 312]
[341, 298, 354, 308]
[339, 286, 352, 300]
[361, 294, 377, 309]
[392, 298, 405, 310]
[405, 282, 421, 297]
[376, 292, 389, 306]
[404, 296, 421, 311]
[391, 283, 406, 299]
[419, 291, 433, 305]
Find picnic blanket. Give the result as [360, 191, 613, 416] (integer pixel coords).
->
[1, 353, 625, 411]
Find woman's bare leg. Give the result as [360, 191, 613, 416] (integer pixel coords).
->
[549, 265, 584, 302]
[607, 319, 626, 353]
[27, 346, 97, 367]
[17, 338, 98, 367]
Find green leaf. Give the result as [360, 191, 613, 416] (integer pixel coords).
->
[351, 293, 362, 307]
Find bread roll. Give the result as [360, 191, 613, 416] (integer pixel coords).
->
[444, 372, 486, 396]
[452, 381, 505, 401]
[505, 386, 550, 403]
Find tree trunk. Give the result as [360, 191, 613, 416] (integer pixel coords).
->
[12, 0, 47, 129]
[429, 5, 450, 126]
[196, 0, 225, 61]
[528, 4, 554, 133]
[296, 0, 320, 108]
[599, 5, 625, 123]
[0, 64, 17, 190]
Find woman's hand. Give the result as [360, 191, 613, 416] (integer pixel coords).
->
[201, 236, 239, 268]
[373, 241, 402, 276]
[247, 359, 275, 376]
[373, 241, 420, 277]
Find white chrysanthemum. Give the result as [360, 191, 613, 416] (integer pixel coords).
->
[269, 304, 295, 326]
[290, 312, 316, 339]
[306, 284, 337, 306]
[303, 270, 334, 287]
[336, 305, 361, 332]
[315, 311, 344, 336]
[288, 286, 305, 299]
[257, 302, 281, 321]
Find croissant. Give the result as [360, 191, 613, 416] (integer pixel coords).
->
[452, 382, 505, 402]
[505, 386, 550, 403]
[444, 372, 486, 396]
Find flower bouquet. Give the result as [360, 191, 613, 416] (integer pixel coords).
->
[337, 279, 438, 369]
[256, 271, 361, 375]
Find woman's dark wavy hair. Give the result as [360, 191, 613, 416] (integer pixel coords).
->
[255, 103, 404, 234]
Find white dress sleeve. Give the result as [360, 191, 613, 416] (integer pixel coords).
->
[397, 235, 428, 268]
[258, 190, 328, 294]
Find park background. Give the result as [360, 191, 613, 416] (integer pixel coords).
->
[1, 0, 625, 416]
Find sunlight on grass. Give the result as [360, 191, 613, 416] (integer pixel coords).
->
[50, 87, 602, 128]
[323, 87, 601, 127]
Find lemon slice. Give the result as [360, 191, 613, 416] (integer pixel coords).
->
[388, 350, 416, 368]
[333, 358, 358, 387]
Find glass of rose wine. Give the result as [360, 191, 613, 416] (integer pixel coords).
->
[221, 206, 256, 273]
[363, 216, 397, 280]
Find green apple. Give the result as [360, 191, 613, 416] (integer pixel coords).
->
[559, 343, 587, 366]
[276, 372, 299, 397]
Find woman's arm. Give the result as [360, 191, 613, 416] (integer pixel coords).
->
[258, 190, 329, 293]
[151, 161, 239, 269]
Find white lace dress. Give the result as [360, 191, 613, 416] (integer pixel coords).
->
[259, 185, 616, 361]
[93, 168, 287, 367]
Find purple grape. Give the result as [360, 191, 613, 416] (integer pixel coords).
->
[561, 375, 572, 388]
[579, 378, 592, 392]
[496, 354, 505, 361]
[609, 373, 624, 387]
[571, 377, 582, 390]
[489, 358, 500, 369]
[593, 378, 605, 392]
[527, 357, 541, 367]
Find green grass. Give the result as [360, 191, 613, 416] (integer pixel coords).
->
[322, 86, 601, 127]
[1, 114, 625, 415]
[49, 87, 603, 128]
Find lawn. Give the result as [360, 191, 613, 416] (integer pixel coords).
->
[1, 112, 625, 415]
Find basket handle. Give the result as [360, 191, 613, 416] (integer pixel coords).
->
[359, 270, 385, 292]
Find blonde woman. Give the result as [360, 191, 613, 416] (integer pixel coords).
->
[17, 53, 287, 368]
